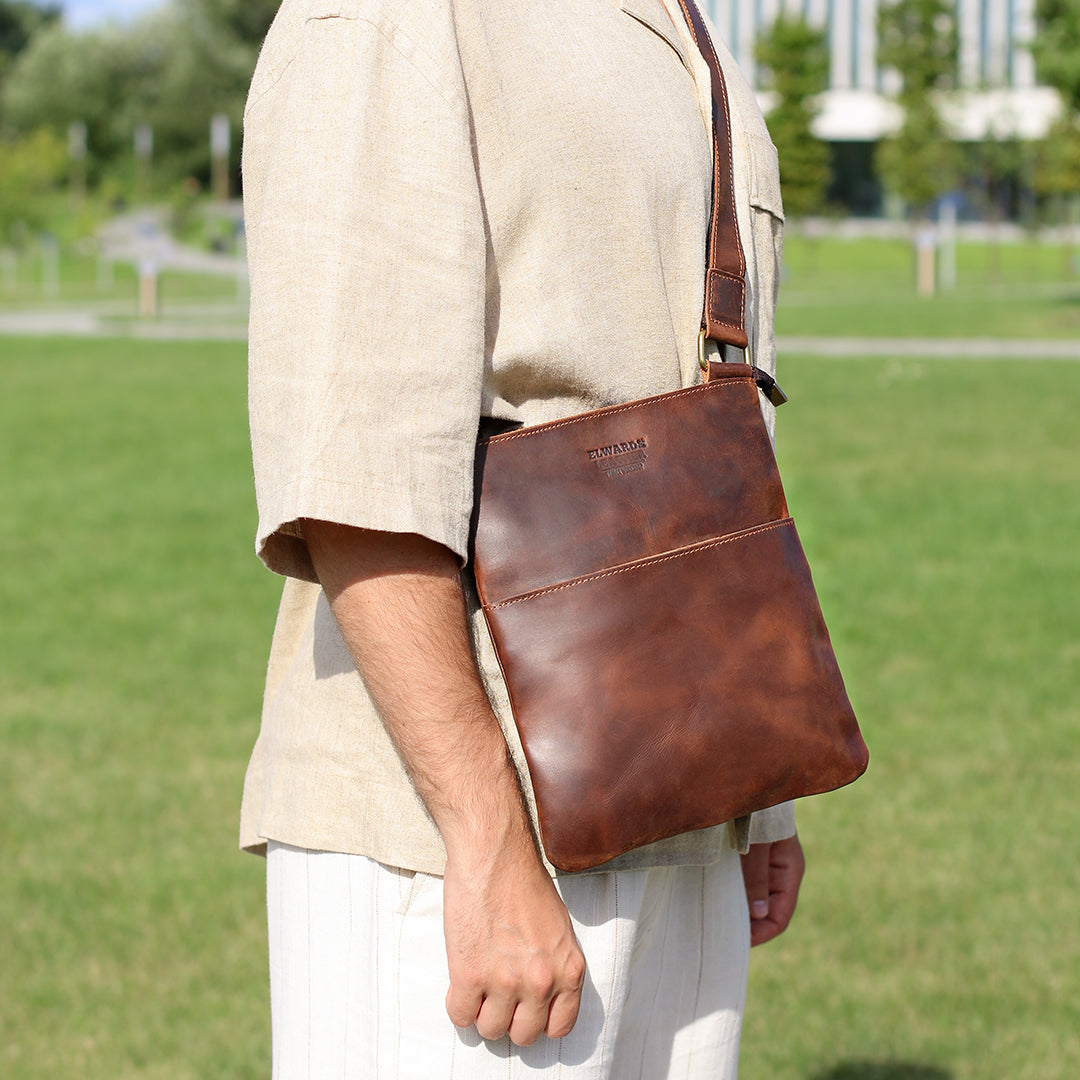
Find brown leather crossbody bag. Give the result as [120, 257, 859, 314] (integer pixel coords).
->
[470, 0, 868, 872]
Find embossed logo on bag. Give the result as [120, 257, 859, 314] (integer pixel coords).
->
[586, 437, 648, 477]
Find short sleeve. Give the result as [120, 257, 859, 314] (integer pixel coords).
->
[243, 5, 486, 581]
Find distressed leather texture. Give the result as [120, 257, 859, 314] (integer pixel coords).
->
[472, 362, 868, 871]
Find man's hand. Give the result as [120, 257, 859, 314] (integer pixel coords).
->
[303, 522, 585, 1045]
[740, 834, 805, 946]
[443, 838, 585, 1045]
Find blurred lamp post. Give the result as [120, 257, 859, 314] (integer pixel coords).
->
[138, 254, 159, 318]
[134, 124, 153, 203]
[938, 197, 958, 291]
[68, 120, 87, 205]
[211, 114, 231, 203]
[915, 223, 936, 298]
[41, 233, 60, 299]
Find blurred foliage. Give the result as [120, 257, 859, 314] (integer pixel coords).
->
[1033, 0, 1080, 113]
[970, 126, 1027, 226]
[2, 21, 153, 177]
[1032, 0, 1080, 218]
[1032, 117, 1080, 202]
[0, 0, 277, 205]
[876, 0, 959, 100]
[0, 0, 1077, 239]
[199, 0, 280, 47]
[755, 15, 831, 218]
[0, 126, 67, 244]
[0, 0, 58, 79]
[875, 0, 960, 218]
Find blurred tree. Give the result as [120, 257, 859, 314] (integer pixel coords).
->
[1, 0, 275, 198]
[754, 15, 830, 218]
[1032, 118, 1080, 201]
[0, 0, 57, 61]
[1, 20, 154, 180]
[0, 0, 58, 92]
[193, 0, 278, 47]
[875, 0, 960, 218]
[138, 2, 255, 185]
[1031, 117, 1080, 276]
[0, 126, 67, 243]
[1031, 0, 1080, 113]
[1031, 0, 1080, 239]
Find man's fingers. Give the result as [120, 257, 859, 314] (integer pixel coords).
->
[749, 910, 784, 946]
[740, 844, 771, 920]
[742, 835, 806, 947]
[474, 993, 517, 1042]
[764, 834, 804, 937]
[545, 987, 583, 1041]
[446, 945, 585, 1045]
[445, 982, 482, 1030]
[506, 1000, 552, 1047]
[764, 868, 799, 931]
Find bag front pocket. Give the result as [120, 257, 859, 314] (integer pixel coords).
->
[482, 518, 863, 872]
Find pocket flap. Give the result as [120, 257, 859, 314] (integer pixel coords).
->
[748, 133, 785, 220]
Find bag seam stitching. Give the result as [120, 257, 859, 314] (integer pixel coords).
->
[486, 517, 792, 609]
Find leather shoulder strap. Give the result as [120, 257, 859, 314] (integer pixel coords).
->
[673, 0, 748, 349]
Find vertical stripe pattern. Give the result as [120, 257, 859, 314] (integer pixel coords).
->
[267, 843, 748, 1080]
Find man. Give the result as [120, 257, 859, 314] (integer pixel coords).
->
[241, 0, 802, 1074]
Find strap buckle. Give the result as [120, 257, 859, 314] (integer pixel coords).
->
[700, 329, 788, 407]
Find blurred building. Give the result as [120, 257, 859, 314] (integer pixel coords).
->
[707, 0, 1062, 213]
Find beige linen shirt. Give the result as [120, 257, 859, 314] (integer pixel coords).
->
[241, 0, 794, 873]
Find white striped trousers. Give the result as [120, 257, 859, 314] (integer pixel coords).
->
[267, 841, 749, 1079]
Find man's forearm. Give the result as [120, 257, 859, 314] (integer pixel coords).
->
[301, 520, 584, 1045]
[301, 520, 527, 851]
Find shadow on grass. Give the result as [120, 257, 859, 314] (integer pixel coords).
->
[811, 1065, 951, 1080]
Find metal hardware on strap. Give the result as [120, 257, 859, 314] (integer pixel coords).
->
[700, 330, 789, 406]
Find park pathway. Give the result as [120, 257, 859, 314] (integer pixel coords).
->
[0, 307, 247, 339]
[3, 310, 1079, 360]
[774, 335, 1080, 360]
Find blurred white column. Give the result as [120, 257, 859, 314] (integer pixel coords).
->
[68, 120, 87, 205]
[958, 0, 981, 88]
[211, 113, 231, 203]
[986, 0, 1008, 85]
[41, 234, 60, 299]
[134, 124, 153, 203]
[831, 0, 853, 90]
[1011, 0, 1036, 86]
[856, 0, 877, 89]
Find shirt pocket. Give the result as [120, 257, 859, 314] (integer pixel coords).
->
[747, 132, 785, 223]
[743, 132, 784, 380]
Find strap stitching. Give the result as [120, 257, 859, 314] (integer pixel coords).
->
[481, 377, 750, 445]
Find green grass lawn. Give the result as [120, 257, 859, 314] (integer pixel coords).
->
[743, 351, 1080, 1080]
[1, 337, 1077, 1077]
[0, 337, 277, 1078]
[777, 234, 1080, 340]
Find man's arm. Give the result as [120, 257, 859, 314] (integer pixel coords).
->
[302, 521, 585, 1047]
